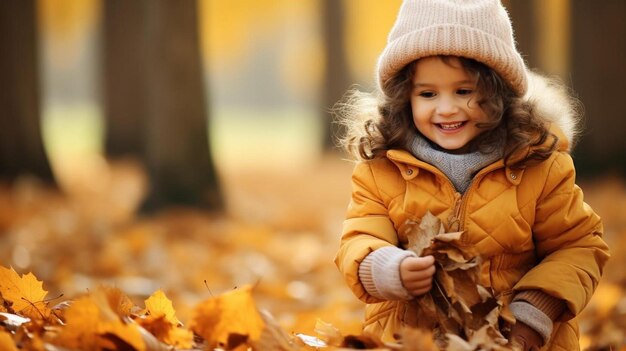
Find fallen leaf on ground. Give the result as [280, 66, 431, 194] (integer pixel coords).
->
[0, 266, 50, 321]
[138, 290, 193, 349]
[190, 285, 265, 349]
[50, 291, 145, 351]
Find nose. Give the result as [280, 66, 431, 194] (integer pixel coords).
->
[436, 96, 459, 117]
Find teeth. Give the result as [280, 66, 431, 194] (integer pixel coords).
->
[439, 122, 463, 130]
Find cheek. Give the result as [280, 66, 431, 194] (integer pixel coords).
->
[411, 104, 431, 125]
[411, 112, 431, 134]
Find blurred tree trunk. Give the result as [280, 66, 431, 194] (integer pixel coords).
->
[570, 0, 626, 176]
[506, 1, 626, 176]
[321, 0, 351, 150]
[103, 0, 222, 211]
[103, 1, 148, 158]
[0, 0, 56, 186]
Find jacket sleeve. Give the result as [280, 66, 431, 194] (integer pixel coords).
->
[513, 152, 610, 320]
[334, 161, 401, 304]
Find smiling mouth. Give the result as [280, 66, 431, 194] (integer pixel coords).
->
[437, 122, 466, 130]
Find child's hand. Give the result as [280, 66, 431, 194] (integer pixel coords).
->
[399, 255, 436, 296]
[508, 321, 543, 351]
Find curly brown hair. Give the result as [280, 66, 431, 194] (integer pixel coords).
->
[337, 56, 559, 169]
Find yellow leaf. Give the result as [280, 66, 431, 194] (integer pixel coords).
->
[0, 266, 49, 320]
[140, 289, 192, 348]
[0, 330, 18, 351]
[144, 289, 180, 325]
[190, 285, 265, 349]
[52, 294, 145, 351]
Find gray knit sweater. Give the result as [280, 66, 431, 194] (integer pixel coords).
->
[408, 133, 502, 193]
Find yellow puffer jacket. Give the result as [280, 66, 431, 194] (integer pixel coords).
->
[334, 76, 610, 350]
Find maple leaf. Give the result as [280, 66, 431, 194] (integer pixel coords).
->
[189, 285, 265, 349]
[136, 289, 193, 348]
[144, 289, 180, 325]
[0, 266, 50, 320]
[404, 212, 509, 350]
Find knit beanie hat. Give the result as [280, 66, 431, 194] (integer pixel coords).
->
[377, 0, 528, 97]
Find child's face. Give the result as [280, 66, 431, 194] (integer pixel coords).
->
[410, 56, 488, 154]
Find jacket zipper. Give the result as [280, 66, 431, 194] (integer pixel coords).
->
[391, 152, 505, 233]
[458, 164, 505, 227]
[439, 164, 503, 234]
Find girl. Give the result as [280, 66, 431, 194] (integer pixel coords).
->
[334, 0, 610, 350]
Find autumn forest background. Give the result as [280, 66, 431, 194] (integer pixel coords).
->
[1, 0, 626, 350]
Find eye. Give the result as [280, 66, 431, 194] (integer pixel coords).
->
[456, 88, 473, 96]
[418, 91, 436, 98]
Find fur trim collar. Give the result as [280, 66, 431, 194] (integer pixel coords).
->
[524, 72, 581, 149]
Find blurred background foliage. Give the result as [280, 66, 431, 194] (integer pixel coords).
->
[2, 0, 624, 211]
[1, 2, 626, 347]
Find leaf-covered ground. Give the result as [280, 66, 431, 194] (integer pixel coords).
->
[0, 154, 625, 350]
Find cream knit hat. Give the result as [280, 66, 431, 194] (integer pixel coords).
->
[377, 0, 528, 96]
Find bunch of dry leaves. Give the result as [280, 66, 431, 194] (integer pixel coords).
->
[403, 212, 512, 350]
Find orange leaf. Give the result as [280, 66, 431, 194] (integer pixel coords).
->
[138, 289, 193, 348]
[190, 285, 265, 349]
[144, 289, 180, 325]
[52, 294, 145, 351]
[0, 266, 49, 320]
